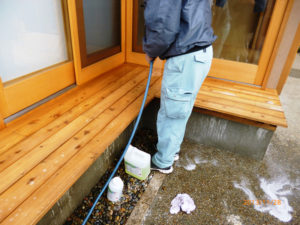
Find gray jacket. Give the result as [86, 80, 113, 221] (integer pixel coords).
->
[143, 0, 216, 60]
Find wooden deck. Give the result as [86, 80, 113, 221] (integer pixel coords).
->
[155, 77, 288, 129]
[0, 63, 287, 224]
[0, 64, 161, 224]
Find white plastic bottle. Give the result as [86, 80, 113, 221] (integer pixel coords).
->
[107, 177, 124, 202]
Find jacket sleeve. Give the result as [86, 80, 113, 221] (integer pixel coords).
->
[143, 0, 182, 58]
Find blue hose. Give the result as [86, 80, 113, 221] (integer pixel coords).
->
[82, 61, 154, 225]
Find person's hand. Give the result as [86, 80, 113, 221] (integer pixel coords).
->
[145, 54, 155, 64]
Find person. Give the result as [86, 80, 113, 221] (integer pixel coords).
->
[143, 0, 216, 174]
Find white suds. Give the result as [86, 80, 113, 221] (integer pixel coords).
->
[233, 177, 294, 222]
[226, 214, 243, 225]
[176, 150, 218, 171]
[218, 91, 236, 96]
[184, 163, 196, 171]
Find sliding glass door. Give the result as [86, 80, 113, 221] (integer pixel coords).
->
[76, 0, 121, 67]
[0, 0, 74, 118]
[69, 0, 125, 84]
[128, 0, 288, 85]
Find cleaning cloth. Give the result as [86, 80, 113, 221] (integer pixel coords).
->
[170, 193, 196, 214]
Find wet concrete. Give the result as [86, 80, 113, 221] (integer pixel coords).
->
[142, 76, 300, 225]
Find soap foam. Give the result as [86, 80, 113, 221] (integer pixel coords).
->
[233, 176, 295, 222]
[176, 150, 218, 171]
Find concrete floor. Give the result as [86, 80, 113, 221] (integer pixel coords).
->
[141, 76, 300, 224]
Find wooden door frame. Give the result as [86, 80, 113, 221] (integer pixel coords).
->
[260, 0, 296, 92]
[125, 0, 165, 70]
[68, 0, 126, 85]
[75, 0, 122, 68]
[0, 78, 7, 129]
[126, 0, 289, 85]
[254, 0, 289, 85]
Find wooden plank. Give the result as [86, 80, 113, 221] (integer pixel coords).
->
[196, 93, 285, 121]
[198, 88, 283, 112]
[0, 78, 161, 225]
[154, 78, 287, 127]
[200, 85, 281, 107]
[203, 78, 279, 100]
[205, 78, 279, 99]
[0, 66, 146, 171]
[0, 133, 26, 157]
[152, 76, 279, 101]
[0, 116, 88, 195]
[194, 97, 287, 127]
[0, 76, 159, 221]
[0, 64, 137, 153]
[193, 108, 277, 131]
[10, 64, 138, 135]
[0, 70, 156, 195]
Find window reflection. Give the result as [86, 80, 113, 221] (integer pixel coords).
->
[83, 0, 121, 55]
[212, 0, 275, 64]
[133, 0, 275, 65]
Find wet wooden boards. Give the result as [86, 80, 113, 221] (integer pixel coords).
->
[155, 77, 287, 129]
[0, 64, 161, 225]
[0, 63, 287, 225]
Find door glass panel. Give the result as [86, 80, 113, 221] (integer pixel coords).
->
[133, 0, 275, 65]
[0, 0, 68, 83]
[83, 0, 121, 55]
[212, 0, 275, 64]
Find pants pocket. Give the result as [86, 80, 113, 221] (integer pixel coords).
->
[163, 88, 193, 119]
[165, 56, 185, 73]
[194, 52, 211, 63]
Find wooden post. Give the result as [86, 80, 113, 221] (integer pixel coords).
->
[0, 77, 7, 129]
[262, 0, 295, 90]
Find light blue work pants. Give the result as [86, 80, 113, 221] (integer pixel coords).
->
[152, 46, 213, 168]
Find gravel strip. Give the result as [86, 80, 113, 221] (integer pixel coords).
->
[64, 128, 157, 225]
